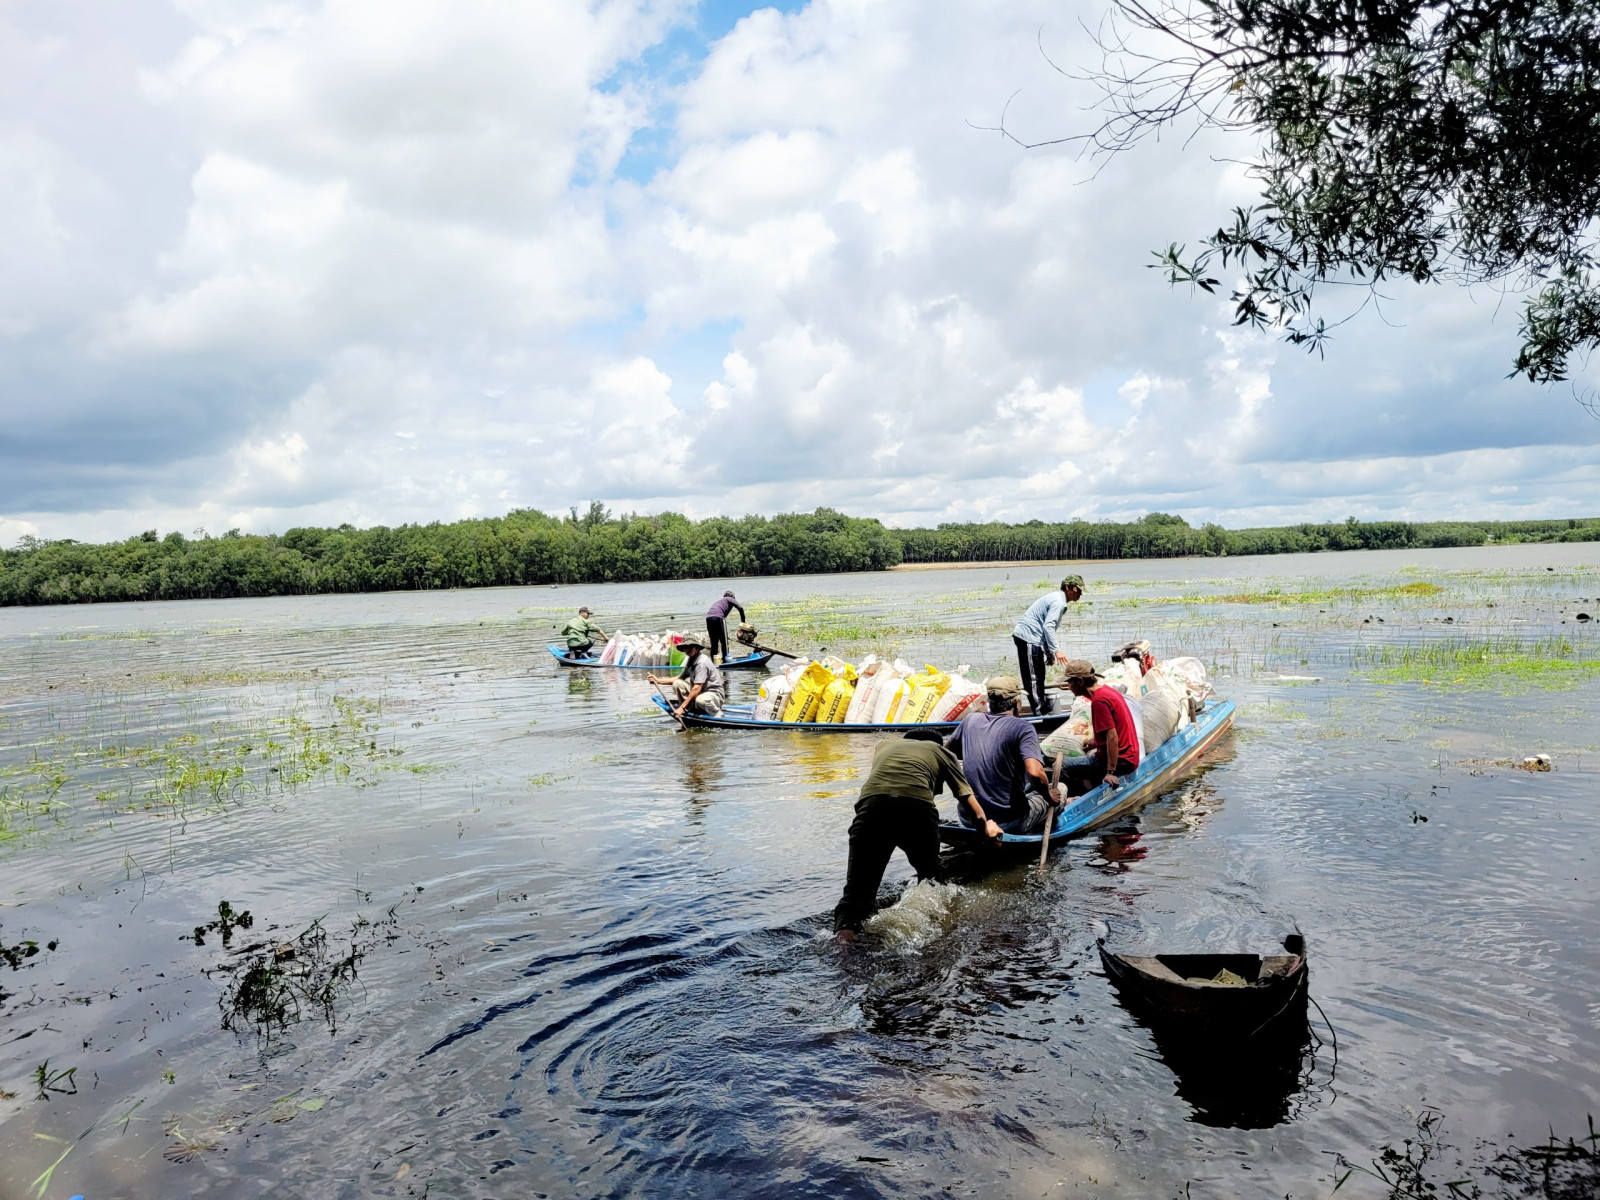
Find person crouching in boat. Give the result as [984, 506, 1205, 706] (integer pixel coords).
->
[647, 631, 725, 718]
[561, 607, 607, 659]
[945, 675, 1062, 837]
[1058, 659, 1140, 796]
[833, 729, 975, 945]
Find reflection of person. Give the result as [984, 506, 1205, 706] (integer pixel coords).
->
[1011, 575, 1084, 715]
[945, 676, 1061, 835]
[704, 590, 746, 662]
[1058, 659, 1141, 796]
[647, 631, 724, 717]
[561, 606, 606, 659]
[833, 730, 973, 944]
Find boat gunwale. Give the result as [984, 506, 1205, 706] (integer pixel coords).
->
[647, 693, 1068, 733]
[937, 699, 1237, 847]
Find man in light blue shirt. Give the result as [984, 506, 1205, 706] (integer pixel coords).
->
[1011, 575, 1084, 715]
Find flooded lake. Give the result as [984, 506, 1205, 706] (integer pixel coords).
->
[2, 544, 1598, 1198]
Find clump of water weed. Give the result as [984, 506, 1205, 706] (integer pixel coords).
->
[1352, 637, 1600, 690]
[1334, 1109, 1600, 1198]
[183, 900, 254, 949]
[207, 905, 400, 1042]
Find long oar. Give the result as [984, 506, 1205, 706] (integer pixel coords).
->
[1038, 754, 1064, 871]
[653, 682, 687, 731]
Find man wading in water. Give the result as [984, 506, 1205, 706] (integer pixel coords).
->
[647, 631, 725, 718]
[945, 676, 1061, 835]
[833, 729, 975, 945]
[1012, 575, 1084, 716]
[1057, 659, 1141, 796]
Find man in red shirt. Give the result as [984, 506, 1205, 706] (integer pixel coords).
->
[1058, 658, 1141, 796]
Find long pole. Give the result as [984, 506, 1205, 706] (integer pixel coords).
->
[1038, 754, 1064, 871]
[654, 682, 687, 731]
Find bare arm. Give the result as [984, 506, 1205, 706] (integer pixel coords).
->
[1024, 757, 1061, 804]
[1102, 728, 1121, 786]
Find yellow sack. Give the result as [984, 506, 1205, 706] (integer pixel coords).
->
[876, 679, 914, 724]
[817, 676, 856, 723]
[781, 661, 833, 723]
[898, 666, 952, 723]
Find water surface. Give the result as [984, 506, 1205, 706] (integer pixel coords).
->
[2, 544, 1597, 1197]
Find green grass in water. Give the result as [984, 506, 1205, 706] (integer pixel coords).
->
[1352, 637, 1600, 689]
[1140, 581, 1446, 606]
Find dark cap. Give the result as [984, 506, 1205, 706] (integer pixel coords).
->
[1061, 658, 1100, 681]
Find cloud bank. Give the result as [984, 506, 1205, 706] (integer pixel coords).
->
[2, 0, 1596, 543]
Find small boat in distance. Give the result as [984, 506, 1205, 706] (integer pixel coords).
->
[939, 699, 1236, 851]
[549, 644, 776, 671]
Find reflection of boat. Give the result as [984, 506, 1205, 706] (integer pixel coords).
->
[1099, 935, 1313, 1128]
[1098, 935, 1307, 1036]
[548, 644, 774, 671]
[938, 699, 1236, 851]
[648, 694, 1067, 734]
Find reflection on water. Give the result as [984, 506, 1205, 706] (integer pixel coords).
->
[1, 544, 1598, 1198]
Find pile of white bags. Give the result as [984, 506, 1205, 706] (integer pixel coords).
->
[596, 630, 686, 667]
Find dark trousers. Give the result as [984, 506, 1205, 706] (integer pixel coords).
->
[706, 616, 729, 660]
[1013, 635, 1053, 715]
[565, 643, 595, 660]
[832, 794, 943, 933]
[1060, 751, 1136, 796]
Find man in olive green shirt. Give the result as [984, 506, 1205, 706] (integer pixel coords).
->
[561, 607, 606, 659]
[833, 729, 979, 942]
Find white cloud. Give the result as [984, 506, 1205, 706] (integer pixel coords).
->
[1, 0, 1597, 546]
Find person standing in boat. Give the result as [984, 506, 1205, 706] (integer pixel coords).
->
[704, 589, 746, 663]
[561, 606, 607, 660]
[647, 631, 725, 717]
[1012, 575, 1084, 715]
[1057, 659, 1140, 796]
[833, 729, 975, 945]
[945, 676, 1061, 835]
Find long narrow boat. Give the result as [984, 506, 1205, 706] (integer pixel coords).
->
[548, 644, 776, 671]
[937, 698, 1236, 851]
[649, 694, 1069, 734]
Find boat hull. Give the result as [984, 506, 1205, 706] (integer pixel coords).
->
[1098, 939, 1308, 1036]
[649, 694, 1068, 734]
[937, 699, 1236, 849]
[549, 644, 774, 671]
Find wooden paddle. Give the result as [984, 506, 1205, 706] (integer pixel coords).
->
[1038, 753, 1064, 871]
[652, 681, 688, 731]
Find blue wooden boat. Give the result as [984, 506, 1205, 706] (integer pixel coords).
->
[649, 693, 1069, 734]
[938, 699, 1236, 851]
[548, 644, 775, 671]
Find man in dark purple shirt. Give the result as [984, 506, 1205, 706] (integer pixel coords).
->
[704, 590, 746, 663]
[945, 676, 1060, 834]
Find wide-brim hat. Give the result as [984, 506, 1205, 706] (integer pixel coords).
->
[677, 632, 705, 649]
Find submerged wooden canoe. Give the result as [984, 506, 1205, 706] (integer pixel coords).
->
[548, 644, 775, 671]
[648, 694, 1068, 734]
[938, 699, 1236, 850]
[1098, 934, 1308, 1038]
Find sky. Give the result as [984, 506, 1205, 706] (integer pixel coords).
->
[2, 0, 1598, 545]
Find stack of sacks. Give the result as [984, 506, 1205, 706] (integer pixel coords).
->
[929, 671, 985, 722]
[870, 661, 918, 723]
[781, 661, 834, 722]
[1040, 696, 1094, 758]
[896, 666, 951, 723]
[596, 631, 686, 666]
[1162, 656, 1213, 700]
[847, 657, 909, 723]
[755, 657, 811, 722]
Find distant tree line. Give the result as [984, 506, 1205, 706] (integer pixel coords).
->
[2, 506, 1596, 607]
